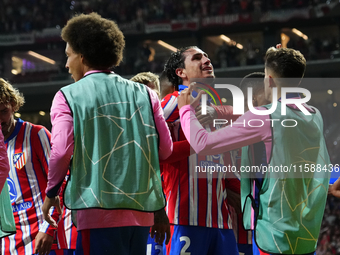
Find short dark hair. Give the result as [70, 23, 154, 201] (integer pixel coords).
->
[61, 12, 125, 69]
[265, 47, 306, 80]
[164, 46, 199, 90]
[159, 71, 174, 99]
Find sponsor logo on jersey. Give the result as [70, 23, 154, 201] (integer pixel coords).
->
[7, 177, 17, 203]
[12, 201, 32, 213]
[200, 160, 224, 168]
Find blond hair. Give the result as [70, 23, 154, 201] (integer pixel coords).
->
[130, 72, 160, 97]
[0, 78, 25, 111]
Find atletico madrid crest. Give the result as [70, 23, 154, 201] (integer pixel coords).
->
[13, 152, 26, 170]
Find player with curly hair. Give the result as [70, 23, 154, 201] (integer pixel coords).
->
[161, 46, 241, 255]
[0, 78, 77, 255]
[42, 13, 172, 255]
[178, 46, 331, 255]
[130, 72, 161, 98]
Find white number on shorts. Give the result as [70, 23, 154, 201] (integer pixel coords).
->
[146, 243, 152, 255]
[180, 236, 191, 255]
[146, 244, 163, 255]
[155, 245, 163, 255]
[147, 244, 152, 255]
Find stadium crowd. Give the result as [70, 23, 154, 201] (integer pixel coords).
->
[0, 0, 335, 34]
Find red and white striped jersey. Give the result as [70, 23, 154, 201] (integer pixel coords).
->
[161, 91, 240, 229]
[2, 119, 77, 255]
[55, 175, 77, 250]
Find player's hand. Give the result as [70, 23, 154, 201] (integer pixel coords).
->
[226, 189, 241, 215]
[42, 196, 62, 228]
[195, 105, 218, 126]
[34, 232, 53, 255]
[151, 209, 170, 245]
[177, 87, 191, 110]
[329, 178, 340, 198]
[178, 83, 205, 110]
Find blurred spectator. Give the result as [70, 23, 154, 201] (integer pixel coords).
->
[245, 39, 257, 65]
[0, 0, 335, 34]
[317, 196, 340, 254]
[215, 42, 229, 68]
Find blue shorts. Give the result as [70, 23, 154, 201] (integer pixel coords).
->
[166, 225, 238, 255]
[146, 235, 164, 255]
[75, 226, 149, 255]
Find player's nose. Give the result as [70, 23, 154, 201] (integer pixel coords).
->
[203, 56, 211, 65]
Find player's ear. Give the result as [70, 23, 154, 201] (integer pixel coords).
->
[268, 75, 276, 88]
[176, 68, 186, 79]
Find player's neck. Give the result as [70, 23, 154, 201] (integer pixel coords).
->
[182, 81, 190, 87]
[277, 90, 282, 100]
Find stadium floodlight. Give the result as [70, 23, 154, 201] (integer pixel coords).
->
[11, 69, 19, 75]
[220, 35, 243, 49]
[12, 56, 22, 62]
[292, 28, 308, 40]
[28, 51, 56, 65]
[220, 35, 231, 43]
[157, 40, 177, 52]
[236, 43, 243, 49]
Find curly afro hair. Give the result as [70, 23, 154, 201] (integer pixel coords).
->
[61, 12, 125, 69]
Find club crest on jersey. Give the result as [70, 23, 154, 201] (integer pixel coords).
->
[13, 152, 26, 170]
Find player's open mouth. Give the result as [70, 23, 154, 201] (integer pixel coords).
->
[202, 66, 213, 71]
